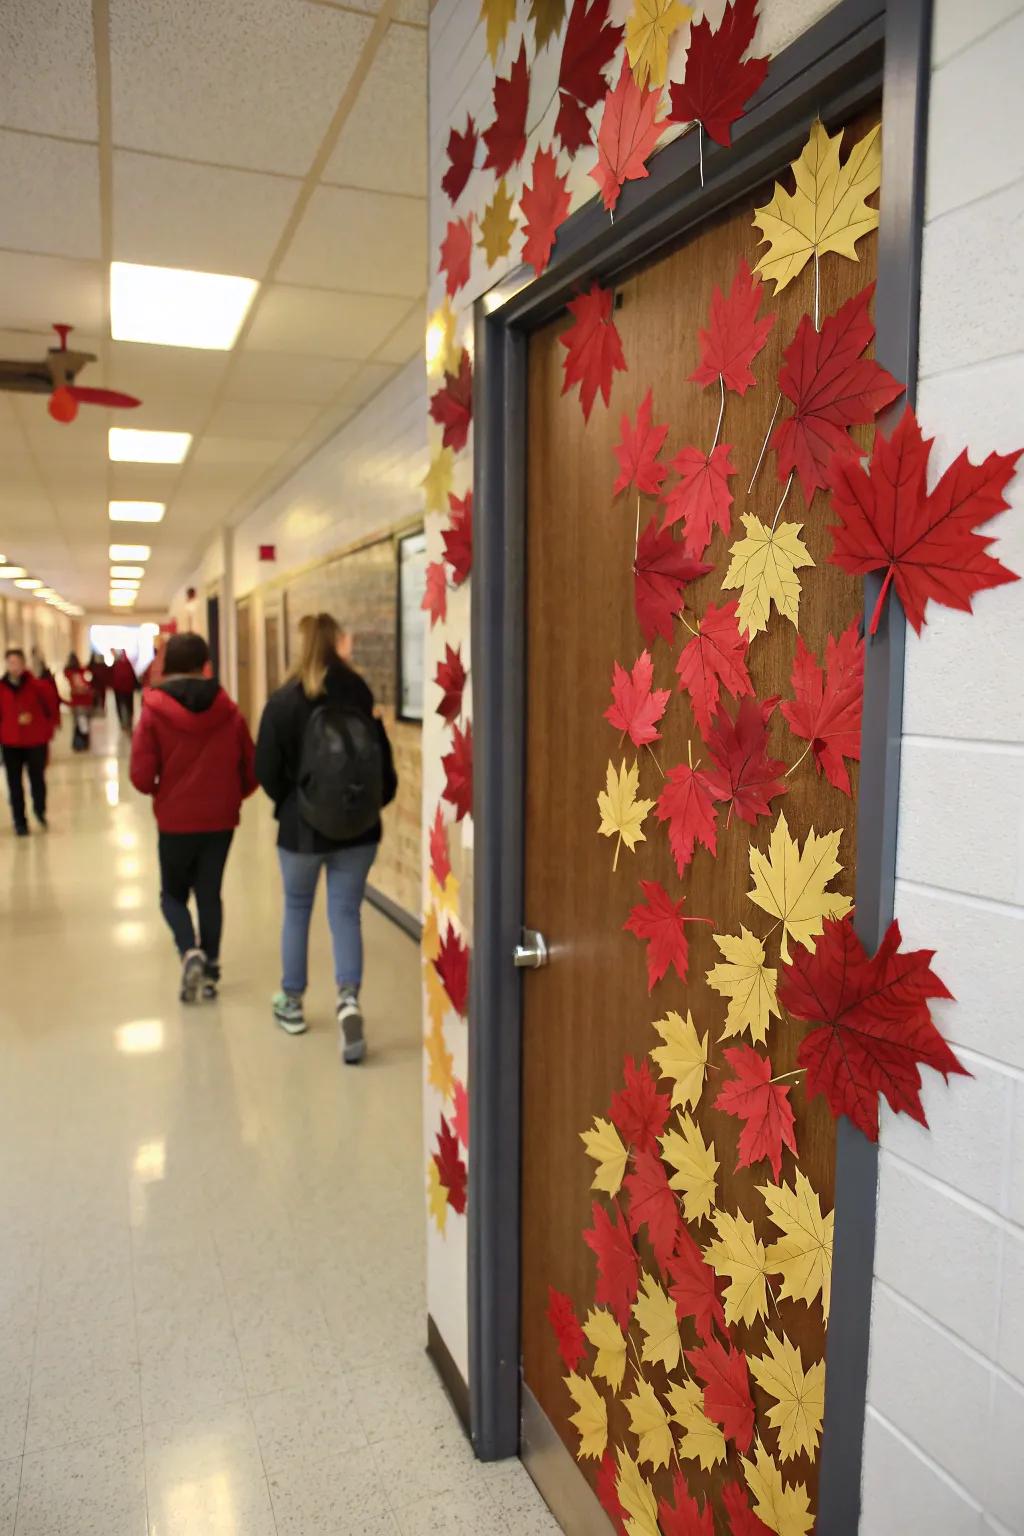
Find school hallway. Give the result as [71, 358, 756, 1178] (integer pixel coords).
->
[0, 718, 555, 1536]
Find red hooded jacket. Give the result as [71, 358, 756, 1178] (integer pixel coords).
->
[111, 654, 137, 694]
[130, 677, 257, 833]
[0, 672, 55, 748]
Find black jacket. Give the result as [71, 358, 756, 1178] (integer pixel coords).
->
[254, 660, 397, 853]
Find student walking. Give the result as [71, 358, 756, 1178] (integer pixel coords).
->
[130, 633, 256, 1003]
[64, 653, 93, 751]
[0, 647, 56, 834]
[111, 650, 138, 730]
[255, 612, 397, 1061]
[90, 651, 110, 715]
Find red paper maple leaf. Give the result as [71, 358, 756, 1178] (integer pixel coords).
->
[659, 1472, 714, 1536]
[441, 115, 477, 204]
[780, 914, 968, 1141]
[829, 403, 1021, 635]
[675, 599, 753, 736]
[422, 561, 447, 628]
[609, 1055, 670, 1154]
[482, 42, 530, 177]
[713, 1044, 798, 1181]
[443, 490, 473, 585]
[428, 349, 472, 453]
[780, 620, 863, 794]
[655, 756, 721, 877]
[438, 216, 473, 299]
[604, 649, 670, 748]
[434, 1115, 467, 1213]
[633, 518, 712, 644]
[668, 0, 768, 147]
[452, 1076, 469, 1148]
[441, 720, 473, 821]
[429, 804, 451, 887]
[583, 1199, 640, 1330]
[559, 282, 627, 422]
[661, 444, 735, 558]
[590, 59, 666, 214]
[520, 147, 571, 276]
[722, 1482, 773, 1536]
[556, 0, 623, 154]
[434, 642, 467, 723]
[624, 880, 710, 992]
[665, 1225, 725, 1342]
[613, 388, 670, 496]
[546, 1284, 588, 1372]
[704, 694, 788, 827]
[624, 1148, 679, 1270]
[690, 258, 775, 395]
[685, 1336, 755, 1452]
[434, 923, 469, 1016]
[772, 283, 903, 502]
[596, 1450, 629, 1536]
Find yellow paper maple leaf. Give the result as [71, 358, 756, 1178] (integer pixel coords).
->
[478, 179, 518, 266]
[625, 0, 692, 87]
[423, 446, 455, 515]
[616, 1448, 661, 1536]
[583, 1307, 627, 1393]
[667, 1379, 726, 1471]
[426, 297, 459, 379]
[704, 1209, 769, 1327]
[529, 0, 566, 51]
[580, 1116, 629, 1196]
[724, 513, 814, 638]
[480, 0, 516, 61]
[741, 1438, 814, 1536]
[422, 905, 441, 963]
[749, 1330, 825, 1463]
[650, 1009, 708, 1109]
[564, 1371, 608, 1461]
[753, 119, 882, 295]
[624, 1371, 674, 1469]
[424, 956, 448, 1030]
[633, 1270, 682, 1372]
[429, 869, 461, 918]
[747, 811, 853, 962]
[659, 1111, 718, 1222]
[427, 1158, 448, 1235]
[424, 1012, 454, 1100]
[597, 758, 655, 871]
[760, 1170, 834, 1318]
[706, 927, 780, 1046]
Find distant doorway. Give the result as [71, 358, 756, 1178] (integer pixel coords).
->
[206, 595, 221, 679]
[89, 623, 155, 673]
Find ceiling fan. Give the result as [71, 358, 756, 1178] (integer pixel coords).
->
[0, 323, 142, 423]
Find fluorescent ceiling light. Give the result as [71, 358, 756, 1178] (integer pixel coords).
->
[110, 594, 137, 607]
[109, 500, 165, 523]
[0, 567, 28, 580]
[110, 580, 140, 590]
[35, 588, 54, 598]
[110, 261, 257, 350]
[14, 578, 42, 590]
[109, 544, 150, 561]
[108, 428, 192, 464]
[110, 565, 145, 579]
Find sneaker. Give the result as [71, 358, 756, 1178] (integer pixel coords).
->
[273, 991, 307, 1035]
[201, 963, 220, 1002]
[337, 987, 365, 1065]
[179, 948, 206, 1004]
[14, 823, 28, 838]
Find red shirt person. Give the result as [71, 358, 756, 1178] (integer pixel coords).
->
[110, 651, 139, 731]
[0, 647, 56, 834]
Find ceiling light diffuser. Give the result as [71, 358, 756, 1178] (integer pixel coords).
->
[14, 578, 43, 590]
[0, 567, 28, 580]
[110, 565, 145, 579]
[110, 580, 140, 590]
[110, 593, 137, 606]
[109, 500, 166, 523]
[110, 261, 258, 350]
[109, 544, 150, 561]
[108, 428, 192, 464]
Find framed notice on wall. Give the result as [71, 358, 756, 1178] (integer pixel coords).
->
[396, 529, 427, 723]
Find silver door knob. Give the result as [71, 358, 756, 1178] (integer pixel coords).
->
[513, 928, 549, 969]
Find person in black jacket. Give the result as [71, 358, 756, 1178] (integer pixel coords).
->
[255, 612, 397, 1060]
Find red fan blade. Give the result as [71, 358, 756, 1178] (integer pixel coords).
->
[67, 385, 142, 409]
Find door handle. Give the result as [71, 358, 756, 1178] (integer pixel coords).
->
[513, 928, 549, 969]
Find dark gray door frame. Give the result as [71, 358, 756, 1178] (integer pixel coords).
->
[469, 4, 931, 1531]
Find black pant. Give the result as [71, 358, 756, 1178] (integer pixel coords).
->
[3, 745, 46, 829]
[115, 693, 134, 730]
[158, 830, 234, 964]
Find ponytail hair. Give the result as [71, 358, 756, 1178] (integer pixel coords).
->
[291, 612, 347, 700]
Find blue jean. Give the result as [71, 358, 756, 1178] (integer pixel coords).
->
[277, 842, 377, 995]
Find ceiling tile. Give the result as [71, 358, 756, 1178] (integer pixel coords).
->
[108, 395, 209, 435]
[187, 436, 291, 467]
[206, 399, 321, 438]
[107, 341, 228, 402]
[300, 0, 428, 23]
[278, 185, 426, 295]
[0, 131, 101, 259]
[323, 25, 426, 197]
[109, 462, 183, 499]
[244, 285, 410, 359]
[373, 299, 424, 365]
[109, 0, 374, 175]
[335, 360, 397, 412]
[112, 152, 299, 278]
[227, 351, 358, 403]
[0, 1, 98, 139]
[0, 252, 105, 333]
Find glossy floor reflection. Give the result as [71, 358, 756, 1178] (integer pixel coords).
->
[0, 716, 558, 1536]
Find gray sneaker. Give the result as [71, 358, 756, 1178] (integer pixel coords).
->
[272, 991, 307, 1035]
[337, 987, 365, 1064]
[180, 948, 206, 1004]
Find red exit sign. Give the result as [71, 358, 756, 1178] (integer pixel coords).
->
[259, 544, 276, 562]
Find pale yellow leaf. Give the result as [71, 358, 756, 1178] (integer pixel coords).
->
[427, 1158, 448, 1235]
[421, 905, 441, 963]
[723, 513, 814, 638]
[583, 1307, 627, 1393]
[480, 0, 516, 61]
[423, 446, 455, 515]
[633, 1270, 682, 1373]
[615, 1448, 661, 1536]
[625, 0, 692, 87]
[704, 1209, 769, 1327]
[749, 1330, 825, 1463]
[564, 1371, 608, 1461]
[597, 759, 655, 870]
[478, 178, 518, 266]
[424, 1010, 454, 1100]
[753, 119, 882, 294]
[623, 1370, 674, 1470]
[666, 1379, 727, 1471]
[741, 1437, 814, 1536]
[760, 1170, 834, 1319]
[580, 1116, 629, 1196]
[659, 1111, 718, 1222]
[429, 869, 461, 917]
[426, 298, 459, 379]
[650, 1009, 708, 1109]
[747, 811, 853, 963]
[706, 927, 780, 1046]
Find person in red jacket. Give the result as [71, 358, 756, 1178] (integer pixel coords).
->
[64, 653, 93, 751]
[110, 650, 138, 731]
[0, 648, 56, 835]
[130, 632, 256, 1002]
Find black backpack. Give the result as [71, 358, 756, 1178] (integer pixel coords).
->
[297, 702, 384, 841]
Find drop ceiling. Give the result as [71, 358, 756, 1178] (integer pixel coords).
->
[0, 0, 428, 612]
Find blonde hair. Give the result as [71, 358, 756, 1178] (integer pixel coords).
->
[292, 612, 346, 699]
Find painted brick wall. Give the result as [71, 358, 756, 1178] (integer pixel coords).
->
[860, 5, 1024, 1532]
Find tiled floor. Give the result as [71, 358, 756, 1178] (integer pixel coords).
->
[0, 717, 559, 1535]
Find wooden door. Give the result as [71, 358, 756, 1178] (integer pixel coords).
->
[521, 124, 879, 1526]
[265, 612, 281, 694]
[235, 598, 253, 726]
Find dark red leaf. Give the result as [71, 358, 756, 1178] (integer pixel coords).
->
[433, 1115, 467, 1213]
[780, 619, 863, 794]
[685, 1336, 755, 1451]
[675, 598, 753, 736]
[434, 642, 467, 723]
[556, 0, 623, 153]
[609, 1055, 670, 1154]
[633, 518, 712, 645]
[441, 720, 473, 821]
[722, 1481, 773, 1536]
[428, 349, 472, 452]
[441, 115, 477, 204]
[655, 756, 721, 877]
[690, 258, 775, 395]
[429, 804, 451, 887]
[623, 880, 710, 992]
[482, 42, 530, 177]
[713, 1044, 798, 1181]
[434, 924, 469, 1015]
[439, 216, 473, 298]
[559, 281, 627, 422]
[613, 387, 670, 496]
[546, 1285, 588, 1372]
[704, 694, 788, 827]
[443, 490, 473, 585]
[668, 0, 768, 147]
[596, 1450, 629, 1536]
[661, 444, 735, 558]
[659, 1472, 714, 1536]
[583, 1200, 640, 1331]
[665, 1225, 725, 1342]
[520, 146, 571, 276]
[624, 1148, 679, 1270]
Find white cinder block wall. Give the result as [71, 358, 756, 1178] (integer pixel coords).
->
[860, 4, 1024, 1533]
